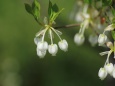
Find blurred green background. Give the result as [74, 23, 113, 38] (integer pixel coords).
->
[0, 0, 107, 86]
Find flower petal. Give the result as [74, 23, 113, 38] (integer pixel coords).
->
[99, 51, 109, 56]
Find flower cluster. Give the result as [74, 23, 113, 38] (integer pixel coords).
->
[74, 19, 90, 45]
[72, 2, 99, 46]
[98, 24, 115, 80]
[34, 17, 68, 58]
[98, 41, 114, 80]
[73, 3, 90, 45]
[98, 63, 115, 80]
[98, 24, 115, 46]
[70, 0, 115, 80]
[25, 0, 115, 81]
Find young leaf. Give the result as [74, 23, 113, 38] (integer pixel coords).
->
[111, 31, 115, 40]
[50, 8, 64, 23]
[48, 0, 53, 18]
[48, 1, 64, 24]
[52, 4, 59, 12]
[24, 3, 33, 15]
[32, 0, 40, 20]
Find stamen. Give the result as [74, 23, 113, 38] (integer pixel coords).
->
[42, 28, 48, 42]
[51, 27, 62, 41]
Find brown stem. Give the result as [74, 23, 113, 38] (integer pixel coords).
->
[54, 23, 80, 29]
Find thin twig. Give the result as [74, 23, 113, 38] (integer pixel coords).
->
[54, 23, 80, 29]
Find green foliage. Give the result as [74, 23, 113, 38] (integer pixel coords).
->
[111, 31, 115, 40]
[84, 0, 112, 7]
[111, 6, 115, 24]
[48, 1, 53, 19]
[32, 0, 40, 20]
[102, 0, 112, 6]
[24, 0, 40, 22]
[48, 0, 64, 24]
[25, 3, 33, 15]
[111, 6, 115, 16]
[25, 0, 64, 26]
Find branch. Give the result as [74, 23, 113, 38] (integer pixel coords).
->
[54, 23, 80, 29]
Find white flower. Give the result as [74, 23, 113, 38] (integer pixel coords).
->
[105, 24, 115, 31]
[48, 44, 58, 56]
[83, 13, 90, 19]
[58, 39, 68, 52]
[37, 41, 48, 51]
[112, 66, 115, 78]
[98, 67, 107, 80]
[34, 37, 42, 45]
[75, 12, 84, 22]
[105, 63, 114, 75]
[74, 33, 85, 45]
[37, 49, 46, 58]
[89, 34, 98, 46]
[98, 34, 107, 45]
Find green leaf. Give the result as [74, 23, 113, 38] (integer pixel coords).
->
[50, 8, 64, 23]
[52, 4, 59, 12]
[48, 0, 53, 18]
[32, 0, 40, 20]
[112, 17, 115, 24]
[102, 0, 112, 6]
[111, 6, 115, 16]
[24, 3, 32, 15]
[111, 31, 115, 40]
[32, 0, 40, 10]
[48, 1, 64, 24]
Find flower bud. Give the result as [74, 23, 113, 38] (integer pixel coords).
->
[106, 42, 113, 49]
[98, 34, 107, 45]
[37, 49, 46, 58]
[74, 33, 85, 46]
[58, 39, 68, 52]
[98, 68, 107, 80]
[37, 41, 48, 51]
[48, 44, 58, 56]
[105, 63, 114, 75]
